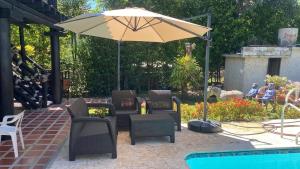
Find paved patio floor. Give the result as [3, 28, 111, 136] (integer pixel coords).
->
[49, 121, 300, 169]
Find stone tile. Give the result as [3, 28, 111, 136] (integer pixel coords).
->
[37, 157, 50, 165]
[12, 166, 31, 169]
[32, 165, 46, 169]
[30, 145, 48, 151]
[0, 166, 10, 169]
[23, 150, 43, 157]
[16, 157, 36, 165]
[4, 151, 17, 158]
[43, 151, 56, 157]
[0, 146, 11, 151]
[0, 158, 15, 165]
[37, 140, 52, 144]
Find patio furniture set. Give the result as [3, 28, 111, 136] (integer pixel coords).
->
[67, 90, 181, 161]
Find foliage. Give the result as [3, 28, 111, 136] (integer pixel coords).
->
[16, 45, 35, 57]
[265, 75, 288, 89]
[10, 25, 52, 68]
[9, 0, 300, 97]
[170, 55, 203, 95]
[89, 107, 110, 118]
[284, 107, 300, 119]
[181, 103, 198, 122]
[181, 98, 265, 122]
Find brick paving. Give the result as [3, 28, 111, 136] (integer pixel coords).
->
[0, 102, 71, 169]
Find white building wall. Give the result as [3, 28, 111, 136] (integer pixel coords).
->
[224, 57, 244, 92]
[280, 47, 300, 82]
[242, 57, 268, 93]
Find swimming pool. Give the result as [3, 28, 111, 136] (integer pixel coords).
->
[185, 148, 300, 169]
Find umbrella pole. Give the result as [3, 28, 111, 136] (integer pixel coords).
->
[117, 41, 121, 91]
[202, 13, 211, 122]
[187, 13, 222, 133]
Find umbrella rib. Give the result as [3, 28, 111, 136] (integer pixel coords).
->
[136, 18, 156, 31]
[114, 17, 135, 31]
[58, 14, 100, 24]
[143, 17, 165, 42]
[159, 18, 208, 40]
[119, 17, 132, 41]
[136, 17, 141, 28]
[124, 17, 135, 30]
[78, 17, 115, 34]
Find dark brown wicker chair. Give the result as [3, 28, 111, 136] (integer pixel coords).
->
[112, 90, 143, 130]
[67, 98, 117, 161]
[146, 90, 181, 131]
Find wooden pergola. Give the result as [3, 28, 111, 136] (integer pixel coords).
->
[0, 0, 67, 119]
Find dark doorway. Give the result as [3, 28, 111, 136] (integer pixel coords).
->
[267, 58, 281, 76]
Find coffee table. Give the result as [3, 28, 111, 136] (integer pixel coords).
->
[129, 114, 175, 145]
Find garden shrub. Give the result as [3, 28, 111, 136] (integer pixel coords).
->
[285, 107, 300, 119]
[170, 55, 203, 98]
[265, 75, 288, 89]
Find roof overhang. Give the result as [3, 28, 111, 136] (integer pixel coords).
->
[0, 0, 67, 28]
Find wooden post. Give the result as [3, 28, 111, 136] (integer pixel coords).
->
[19, 26, 26, 63]
[50, 29, 62, 104]
[0, 8, 14, 119]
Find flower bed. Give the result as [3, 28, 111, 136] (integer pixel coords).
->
[181, 98, 265, 122]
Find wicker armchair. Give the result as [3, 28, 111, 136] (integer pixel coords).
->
[146, 90, 181, 131]
[67, 98, 117, 161]
[112, 90, 143, 130]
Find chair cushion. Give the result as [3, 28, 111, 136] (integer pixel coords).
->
[149, 90, 172, 110]
[112, 90, 136, 110]
[151, 101, 171, 109]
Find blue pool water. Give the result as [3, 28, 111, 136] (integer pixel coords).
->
[185, 148, 300, 169]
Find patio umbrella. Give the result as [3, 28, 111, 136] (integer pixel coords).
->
[55, 7, 210, 90]
[56, 7, 220, 132]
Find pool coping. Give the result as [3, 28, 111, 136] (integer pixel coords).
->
[185, 147, 300, 160]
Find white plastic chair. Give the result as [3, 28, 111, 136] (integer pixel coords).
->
[0, 111, 25, 158]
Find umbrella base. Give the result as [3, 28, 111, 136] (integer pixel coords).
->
[188, 119, 222, 133]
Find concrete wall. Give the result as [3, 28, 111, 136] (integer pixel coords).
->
[280, 47, 300, 81]
[242, 57, 268, 93]
[224, 57, 244, 92]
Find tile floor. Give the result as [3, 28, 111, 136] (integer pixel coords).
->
[0, 103, 70, 169]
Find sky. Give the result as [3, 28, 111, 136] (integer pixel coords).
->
[88, 0, 97, 9]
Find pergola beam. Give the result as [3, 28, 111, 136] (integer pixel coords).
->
[49, 28, 62, 104]
[0, 0, 66, 28]
[0, 8, 14, 119]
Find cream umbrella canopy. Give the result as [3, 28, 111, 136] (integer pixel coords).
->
[56, 7, 211, 42]
[56, 8, 220, 132]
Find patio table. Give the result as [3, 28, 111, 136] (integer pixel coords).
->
[129, 114, 175, 145]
